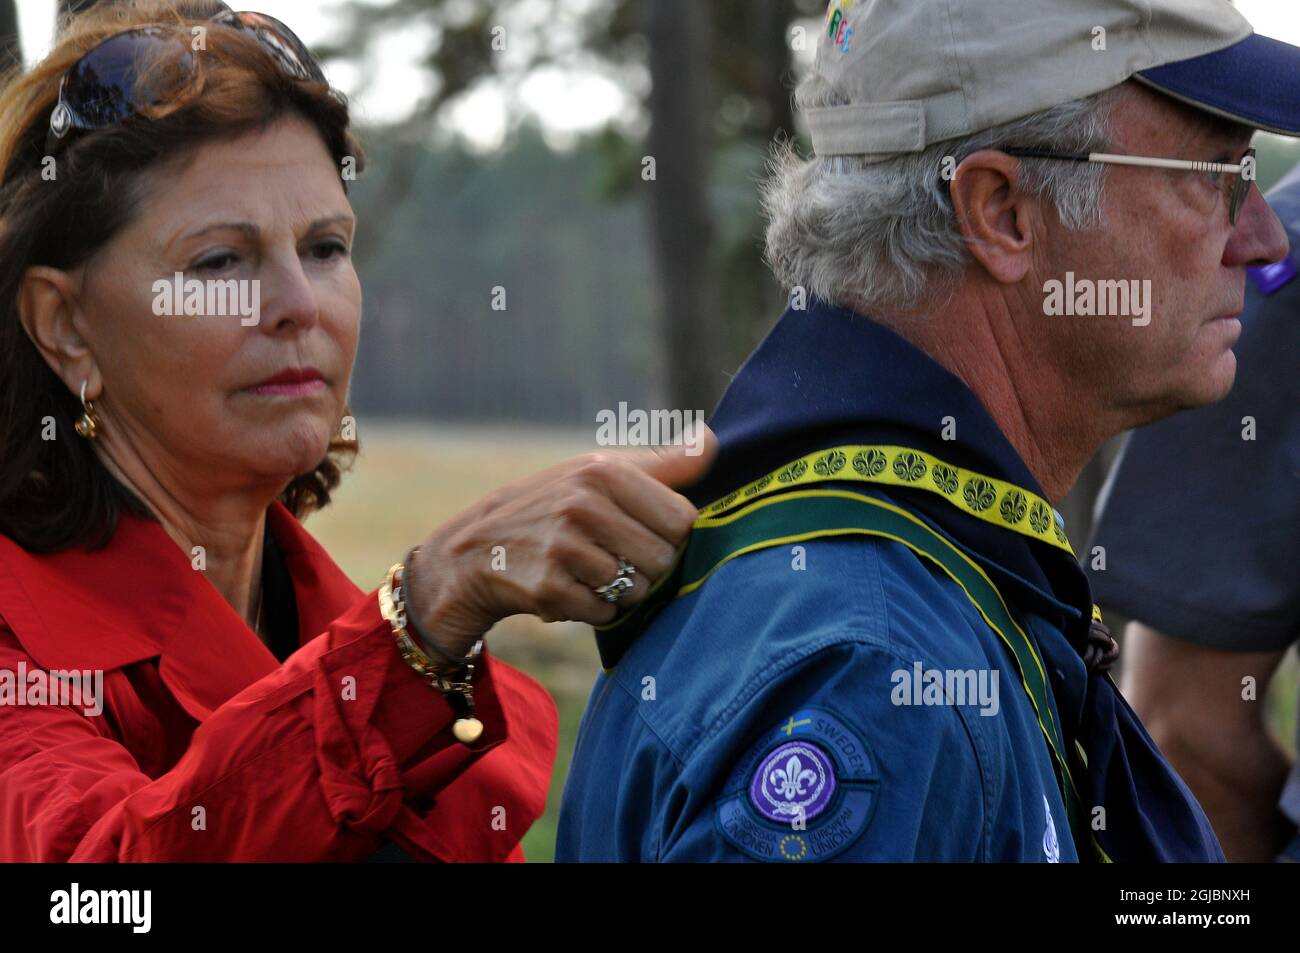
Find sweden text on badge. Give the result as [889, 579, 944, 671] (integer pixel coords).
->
[715, 707, 879, 862]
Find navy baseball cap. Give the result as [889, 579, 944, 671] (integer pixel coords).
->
[1136, 32, 1300, 137]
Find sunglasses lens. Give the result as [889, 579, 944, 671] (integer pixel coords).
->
[61, 28, 196, 129]
[51, 13, 326, 153]
[215, 11, 325, 83]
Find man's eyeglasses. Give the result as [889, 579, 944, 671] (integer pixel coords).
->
[45, 10, 326, 156]
[1003, 147, 1257, 226]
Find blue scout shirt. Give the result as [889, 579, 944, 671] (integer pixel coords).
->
[557, 299, 1224, 863]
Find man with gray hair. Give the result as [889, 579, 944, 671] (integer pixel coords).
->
[559, 0, 1298, 861]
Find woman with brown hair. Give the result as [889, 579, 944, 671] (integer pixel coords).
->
[0, 0, 710, 861]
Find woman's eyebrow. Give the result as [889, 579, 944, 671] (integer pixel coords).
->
[306, 213, 355, 232]
[167, 214, 355, 248]
[167, 221, 259, 248]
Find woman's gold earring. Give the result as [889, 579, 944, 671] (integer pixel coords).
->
[74, 380, 101, 440]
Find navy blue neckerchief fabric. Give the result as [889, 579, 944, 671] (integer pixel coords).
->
[684, 298, 1224, 862]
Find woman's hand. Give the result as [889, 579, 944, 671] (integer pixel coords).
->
[404, 425, 718, 660]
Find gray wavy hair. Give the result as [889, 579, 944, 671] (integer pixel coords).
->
[763, 76, 1121, 315]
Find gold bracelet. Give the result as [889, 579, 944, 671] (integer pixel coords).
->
[379, 561, 485, 744]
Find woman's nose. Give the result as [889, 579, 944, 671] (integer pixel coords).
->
[254, 254, 321, 333]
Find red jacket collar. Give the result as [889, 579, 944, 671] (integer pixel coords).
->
[0, 501, 363, 721]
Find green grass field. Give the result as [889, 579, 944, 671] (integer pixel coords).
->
[307, 421, 1297, 862]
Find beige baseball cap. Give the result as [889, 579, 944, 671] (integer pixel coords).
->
[808, 0, 1300, 158]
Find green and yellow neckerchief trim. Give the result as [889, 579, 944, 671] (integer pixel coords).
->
[596, 486, 1109, 862]
[699, 444, 1075, 555]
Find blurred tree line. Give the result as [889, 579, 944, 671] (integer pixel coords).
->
[344, 127, 662, 424]
[323, 0, 825, 414]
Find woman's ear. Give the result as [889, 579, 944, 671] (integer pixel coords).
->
[949, 150, 1039, 285]
[17, 265, 100, 398]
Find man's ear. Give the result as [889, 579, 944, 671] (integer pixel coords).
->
[17, 265, 100, 399]
[949, 150, 1039, 285]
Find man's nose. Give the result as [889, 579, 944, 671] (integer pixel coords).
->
[1225, 183, 1290, 269]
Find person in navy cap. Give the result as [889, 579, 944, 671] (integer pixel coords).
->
[559, 0, 1300, 862]
[1086, 161, 1300, 863]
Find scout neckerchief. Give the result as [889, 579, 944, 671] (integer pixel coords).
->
[595, 443, 1110, 861]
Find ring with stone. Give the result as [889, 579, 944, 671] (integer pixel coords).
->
[594, 558, 637, 603]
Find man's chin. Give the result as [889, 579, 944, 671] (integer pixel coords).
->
[1175, 351, 1238, 413]
[1130, 353, 1237, 427]
[1204, 348, 1239, 403]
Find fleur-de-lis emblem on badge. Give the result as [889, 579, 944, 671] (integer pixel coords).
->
[750, 740, 837, 825]
[814, 450, 846, 476]
[931, 463, 959, 495]
[853, 448, 887, 477]
[962, 477, 997, 512]
[892, 451, 927, 482]
[770, 755, 817, 800]
[999, 489, 1027, 524]
[1029, 500, 1052, 534]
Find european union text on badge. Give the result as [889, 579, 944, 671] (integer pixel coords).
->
[715, 707, 879, 862]
[1248, 256, 1298, 296]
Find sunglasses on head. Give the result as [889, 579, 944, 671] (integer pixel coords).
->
[45, 10, 326, 156]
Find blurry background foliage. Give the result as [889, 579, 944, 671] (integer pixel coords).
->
[1, 0, 1295, 861]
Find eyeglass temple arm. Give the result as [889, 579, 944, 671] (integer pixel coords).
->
[1005, 149, 1249, 174]
[1088, 153, 1248, 174]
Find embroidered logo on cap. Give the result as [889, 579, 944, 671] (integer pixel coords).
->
[825, 0, 856, 54]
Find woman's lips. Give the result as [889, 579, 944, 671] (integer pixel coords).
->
[247, 368, 326, 397]
[250, 379, 327, 397]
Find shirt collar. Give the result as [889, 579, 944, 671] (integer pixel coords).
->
[0, 500, 361, 721]
[689, 298, 1092, 630]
